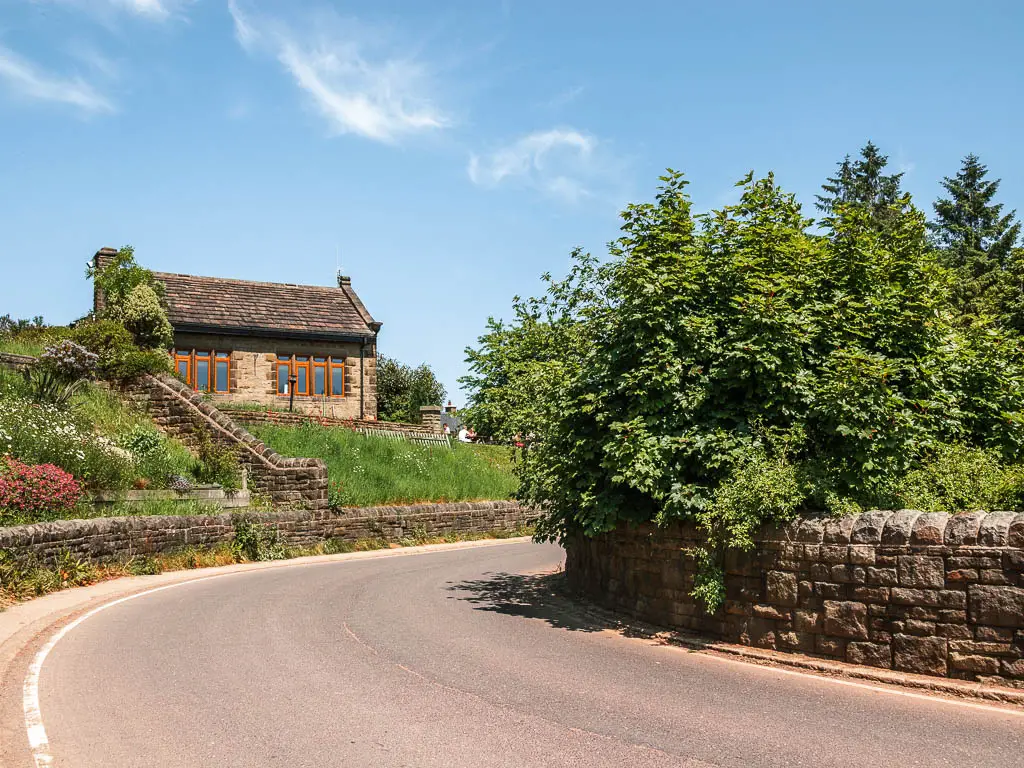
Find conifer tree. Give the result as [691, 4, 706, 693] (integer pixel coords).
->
[929, 154, 1021, 316]
[816, 141, 905, 228]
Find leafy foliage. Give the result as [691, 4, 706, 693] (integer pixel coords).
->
[69, 319, 170, 380]
[464, 163, 1024, 613]
[460, 250, 609, 443]
[87, 245, 173, 350]
[231, 518, 286, 562]
[375, 355, 446, 424]
[190, 429, 242, 492]
[21, 368, 87, 408]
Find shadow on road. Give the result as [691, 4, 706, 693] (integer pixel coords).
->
[446, 571, 681, 640]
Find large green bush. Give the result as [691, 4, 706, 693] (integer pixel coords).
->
[69, 319, 170, 380]
[87, 245, 174, 353]
[464, 170, 1024, 612]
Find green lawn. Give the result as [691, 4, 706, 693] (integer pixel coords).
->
[249, 423, 519, 507]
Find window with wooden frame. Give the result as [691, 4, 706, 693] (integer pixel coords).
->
[276, 354, 346, 397]
[172, 349, 230, 393]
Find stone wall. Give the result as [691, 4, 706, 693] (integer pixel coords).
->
[566, 511, 1024, 685]
[0, 501, 533, 563]
[224, 408, 436, 435]
[122, 373, 329, 510]
[172, 331, 376, 420]
[0, 352, 35, 370]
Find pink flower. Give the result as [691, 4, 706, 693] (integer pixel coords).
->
[0, 456, 82, 516]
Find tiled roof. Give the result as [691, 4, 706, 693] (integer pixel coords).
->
[152, 271, 380, 339]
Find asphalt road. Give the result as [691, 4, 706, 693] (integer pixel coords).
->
[28, 541, 1024, 767]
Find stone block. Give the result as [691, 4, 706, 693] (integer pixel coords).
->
[893, 634, 948, 676]
[975, 626, 1014, 642]
[910, 512, 949, 546]
[766, 571, 798, 607]
[816, 636, 847, 657]
[935, 623, 972, 639]
[949, 653, 999, 675]
[945, 511, 986, 546]
[968, 585, 1024, 628]
[867, 567, 898, 586]
[848, 545, 876, 565]
[815, 582, 842, 599]
[847, 641, 892, 668]
[851, 586, 889, 603]
[823, 601, 869, 640]
[891, 588, 965, 609]
[881, 510, 921, 545]
[794, 609, 823, 633]
[905, 619, 936, 636]
[898, 556, 945, 589]
[851, 511, 891, 544]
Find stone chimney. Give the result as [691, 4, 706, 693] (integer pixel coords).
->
[419, 405, 443, 434]
[445, 401, 457, 415]
[337, 272, 351, 288]
[92, 247, 118, 314]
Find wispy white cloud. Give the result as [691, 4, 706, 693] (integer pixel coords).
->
[543, 84, 585, 110]
[34, 0, 194, 22]
[0, 45, 114, 113]
[468, 128, 608, 203]
[228, 1, 448, 144]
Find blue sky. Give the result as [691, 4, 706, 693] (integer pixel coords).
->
[1, 1, 1022, 404]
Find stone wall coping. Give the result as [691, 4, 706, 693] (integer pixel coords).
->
[0, 352, 36, 368]
[755, 510, 1024, 548]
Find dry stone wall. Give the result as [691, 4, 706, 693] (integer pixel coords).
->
[122, 373, 329, 510]
[566, 511, 1024, 686]
[226, 408, 436, 435]
[0, 501, 533, 563]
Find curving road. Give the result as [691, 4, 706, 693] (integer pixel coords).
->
[19, 541, 1024, 767]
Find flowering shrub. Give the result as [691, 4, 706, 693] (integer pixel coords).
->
[38, 340, 98, 381]
[0, 398, 134, 490]
[0, 458, 82, 519]
[169, 475, 194, 492]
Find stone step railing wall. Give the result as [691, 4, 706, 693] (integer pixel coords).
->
[0, 501, 533, 563]
[121, 373, 328, 510]
[566, 511, 1024, 686]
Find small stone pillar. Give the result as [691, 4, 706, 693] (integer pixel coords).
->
[419, 405, 443, 433]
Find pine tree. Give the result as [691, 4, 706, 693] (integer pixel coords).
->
[929, 154, 1021, 317]
[816, 141, 906, 228]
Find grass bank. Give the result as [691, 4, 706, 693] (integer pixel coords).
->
[249, 423, 519, 507]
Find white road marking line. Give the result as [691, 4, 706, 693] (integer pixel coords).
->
[21, 538, 532, 767]
[23, 576, 227, 767]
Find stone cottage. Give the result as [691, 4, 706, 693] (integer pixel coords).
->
[92, 247, 381, 419]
